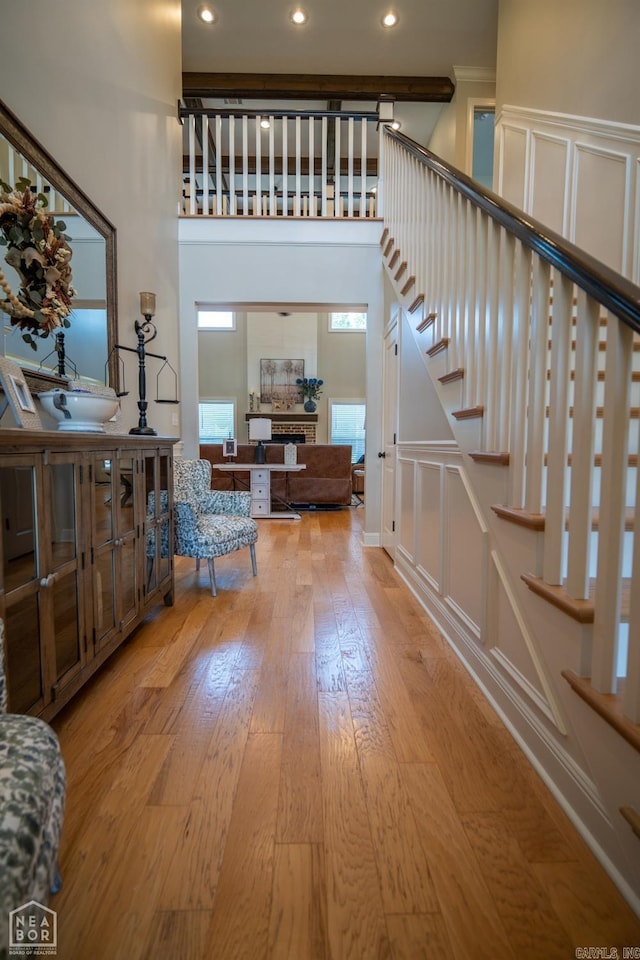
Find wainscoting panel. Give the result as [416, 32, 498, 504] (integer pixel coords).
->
[498, 123, 529, 210]
[530, 132, 571, 236]
[496, 104, 640, 282]
[572, 142, 630, 275]
[442, 466, 485, 640]
[398, 456, 416, 563]
[416, 460, 442, 590]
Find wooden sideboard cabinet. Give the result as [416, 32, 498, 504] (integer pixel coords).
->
[0, 431, 176, 720]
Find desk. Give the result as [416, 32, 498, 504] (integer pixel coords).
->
[212, 463, 306, 519]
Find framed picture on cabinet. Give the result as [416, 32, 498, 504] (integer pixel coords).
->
[0, 357, 42, 429]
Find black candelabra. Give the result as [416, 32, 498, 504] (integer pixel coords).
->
[110, 291, 179, 436]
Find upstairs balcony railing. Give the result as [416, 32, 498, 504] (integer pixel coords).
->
[179, 107, 383, 219]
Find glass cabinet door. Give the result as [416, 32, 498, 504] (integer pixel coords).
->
[45, 456, 85, 701]
[115, 453, 138, 629]
[91, 454, 117, 649]
[142, 449, 173, 604]
[0, 459, 43, 713]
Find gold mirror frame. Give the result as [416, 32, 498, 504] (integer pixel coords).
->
[0, 98, 119, 393]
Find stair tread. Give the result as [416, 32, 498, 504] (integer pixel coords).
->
[493, 504, 635, 532]
[521, 573, 631, 624]
[452, 405, 484, 420]
[562, 670, 640, 754]
[438, 368, 464, 384]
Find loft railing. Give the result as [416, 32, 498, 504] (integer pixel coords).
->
[382, 127, 640, 723]
[179, 107, 382, 218]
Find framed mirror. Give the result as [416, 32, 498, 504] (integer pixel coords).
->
[0, 98, 119, 394]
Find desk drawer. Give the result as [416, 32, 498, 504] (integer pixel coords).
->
[252, 483, 269, 499]
[251, 500, 270, 516]
[252, 470, 269, 484]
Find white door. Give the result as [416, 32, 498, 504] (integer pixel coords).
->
[381, 317, 399, 556]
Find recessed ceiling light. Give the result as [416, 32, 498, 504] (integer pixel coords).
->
[260, 119, 271, 129]
[197, 4, 215, 24]
[391, 120, 401, 130]
[290, 8, 308, 25]
[381, 11, 398, 27]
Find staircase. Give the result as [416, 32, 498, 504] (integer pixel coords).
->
[380, 128, 640, 907]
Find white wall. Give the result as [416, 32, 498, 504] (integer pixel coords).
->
[0, 0, 183, 436]
[179, 217, 384, 536]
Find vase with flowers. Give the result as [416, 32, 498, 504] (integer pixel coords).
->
[0, 177, 75, 350]
[296, 376, 323, 412]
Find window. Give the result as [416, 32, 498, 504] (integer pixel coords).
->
[197, 309, 235, 330]
[199, 401, 235, 441]
[330, 401, 366, 462]
[329, 312, 367, 331]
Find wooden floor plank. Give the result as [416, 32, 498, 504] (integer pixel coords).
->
[268, 843, 329, 960]
[318, 692, 391, 959]
[205, 733, 283, 960]
[140, 911, 211, 960]
[386, 913, 455, 960]
[277, 653, 324, 843]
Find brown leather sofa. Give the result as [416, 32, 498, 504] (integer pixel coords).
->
[200, 443, 353, 506]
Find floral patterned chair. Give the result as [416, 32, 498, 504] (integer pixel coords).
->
[0, 619, 66, 958]
[173, 457, 258, 597]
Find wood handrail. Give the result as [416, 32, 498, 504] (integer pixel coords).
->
[386, 128, 640, 335]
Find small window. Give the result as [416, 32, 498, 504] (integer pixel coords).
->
[197, 309, 235, 330]
[199, 401, 235, 441]
[330, 401, 366, 462]
[329, 312, 367, 332]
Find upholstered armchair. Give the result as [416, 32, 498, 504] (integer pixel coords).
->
[173, 458, 258, 596]
[0, 619, 66, 955]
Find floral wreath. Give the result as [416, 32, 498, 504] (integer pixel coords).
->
[0, 177, 75, 349]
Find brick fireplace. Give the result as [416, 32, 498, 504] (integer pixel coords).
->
[245, 412, 318, 443]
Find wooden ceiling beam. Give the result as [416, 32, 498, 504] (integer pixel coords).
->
[182, 72, 454, 102]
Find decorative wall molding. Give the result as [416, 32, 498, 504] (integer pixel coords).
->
[496, 104, 640, 283]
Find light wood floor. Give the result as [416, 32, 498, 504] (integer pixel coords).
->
[51, 507, 640, 959]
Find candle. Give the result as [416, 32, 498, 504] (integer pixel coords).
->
[139, 291, 156, 317]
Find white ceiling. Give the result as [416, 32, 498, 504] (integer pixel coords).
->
[181, 0, 498, 86]
[181, 0, 498, 148]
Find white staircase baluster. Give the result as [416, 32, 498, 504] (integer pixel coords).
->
[295, 116, 301, 216]
[484, 219, 500, 450]
[255, 116, 262, 216]
[242, 115, 249, 216]
[228, 115, 235, 215]
[268, 117, 275, 215]
[592, 317, 634, 694]
[347, 118, 354, 217]
[308, 117, 315, 216]
[524, 257, 551, 515]
[543, 272, 574, 585]
[565, 293, 600, 599]
[215, 115, 222, 216]
[282, 117, 288, 217]
[334, 116, 341, 218]
[625, 415, 640, 721]
[360, 119, 367, 218]
[508, 244, 533, 506]
[202, 115, 210, 215]
[188, 114, 196, 216]
[321, 117, 328, 217]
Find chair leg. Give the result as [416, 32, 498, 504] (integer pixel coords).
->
[195, 558, 201, 571]
[207, 557, 217, 596]
[250, 542, 257, 576]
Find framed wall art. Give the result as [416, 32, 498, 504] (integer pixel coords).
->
[260, 359, 304, 405]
